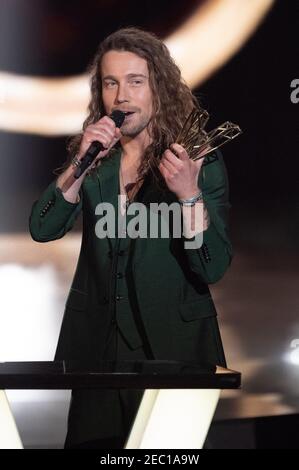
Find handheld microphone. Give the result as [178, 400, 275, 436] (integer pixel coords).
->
[74, 109, 125, 179]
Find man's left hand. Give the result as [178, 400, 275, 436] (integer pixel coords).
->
[158, 143, 204, 200]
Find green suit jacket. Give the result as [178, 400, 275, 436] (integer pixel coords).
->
[29, 149, 232, 367]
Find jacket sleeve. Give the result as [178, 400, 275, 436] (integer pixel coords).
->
[182, 149, 233, 284]
[29, 179, 83, 242]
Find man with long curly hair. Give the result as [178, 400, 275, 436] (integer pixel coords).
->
[29, 27, 232, 449]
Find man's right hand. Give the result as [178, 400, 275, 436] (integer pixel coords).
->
[77, 115, 122, 169]
[57, 115, 122, 201]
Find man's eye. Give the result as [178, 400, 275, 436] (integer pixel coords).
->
[105, 82, 116, 88]
[130, 80, 143, 86]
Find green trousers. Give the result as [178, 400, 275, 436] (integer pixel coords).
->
[64, 326, 149, 449]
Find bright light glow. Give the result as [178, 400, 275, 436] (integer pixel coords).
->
[0, 263, 60, 361]
[126, 388, 220, 449]
[0, 391, 23, 449]
[289, 348, 299, 366]
[0, 0, 274, 135]
[166, 0, 275, 88]
[0, 263, 69, 403]
[0, 72, 89, 135]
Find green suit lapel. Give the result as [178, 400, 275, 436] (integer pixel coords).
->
[95, 148, 121, 251]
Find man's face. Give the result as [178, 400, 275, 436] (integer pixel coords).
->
[101, 50, 153, 138]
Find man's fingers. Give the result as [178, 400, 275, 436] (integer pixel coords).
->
[161, 157, 177, 174]
[86, 131, 112, 148]
[97, 115, 116, 131]
[88, 126, 115, 140]
[159, 161, 171, 179]
[163, 150, 183, 169]
[170, 143, 189, 161]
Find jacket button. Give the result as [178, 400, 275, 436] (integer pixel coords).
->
[103, 295, 109, 304]
[116, 295, 124, 301]
[116, 272, 123, 279]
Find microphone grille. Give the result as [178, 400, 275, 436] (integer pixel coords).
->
[110, 110, 126, 128]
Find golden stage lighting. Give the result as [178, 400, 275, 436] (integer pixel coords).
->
[0, 0, 275, 135]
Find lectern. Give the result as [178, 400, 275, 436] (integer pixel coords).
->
[0, 361, 240, 449]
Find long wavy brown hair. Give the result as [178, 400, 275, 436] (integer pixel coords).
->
[54, 27, 204, 187]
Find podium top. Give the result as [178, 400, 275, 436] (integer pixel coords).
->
[0, 361, 241, 390]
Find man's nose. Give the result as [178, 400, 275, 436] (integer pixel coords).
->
[115, 84, 129, 103]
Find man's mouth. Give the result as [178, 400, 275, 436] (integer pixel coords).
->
[123, 111, 135, 120]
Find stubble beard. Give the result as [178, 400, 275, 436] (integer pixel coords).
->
[120, 113, 151, 138]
